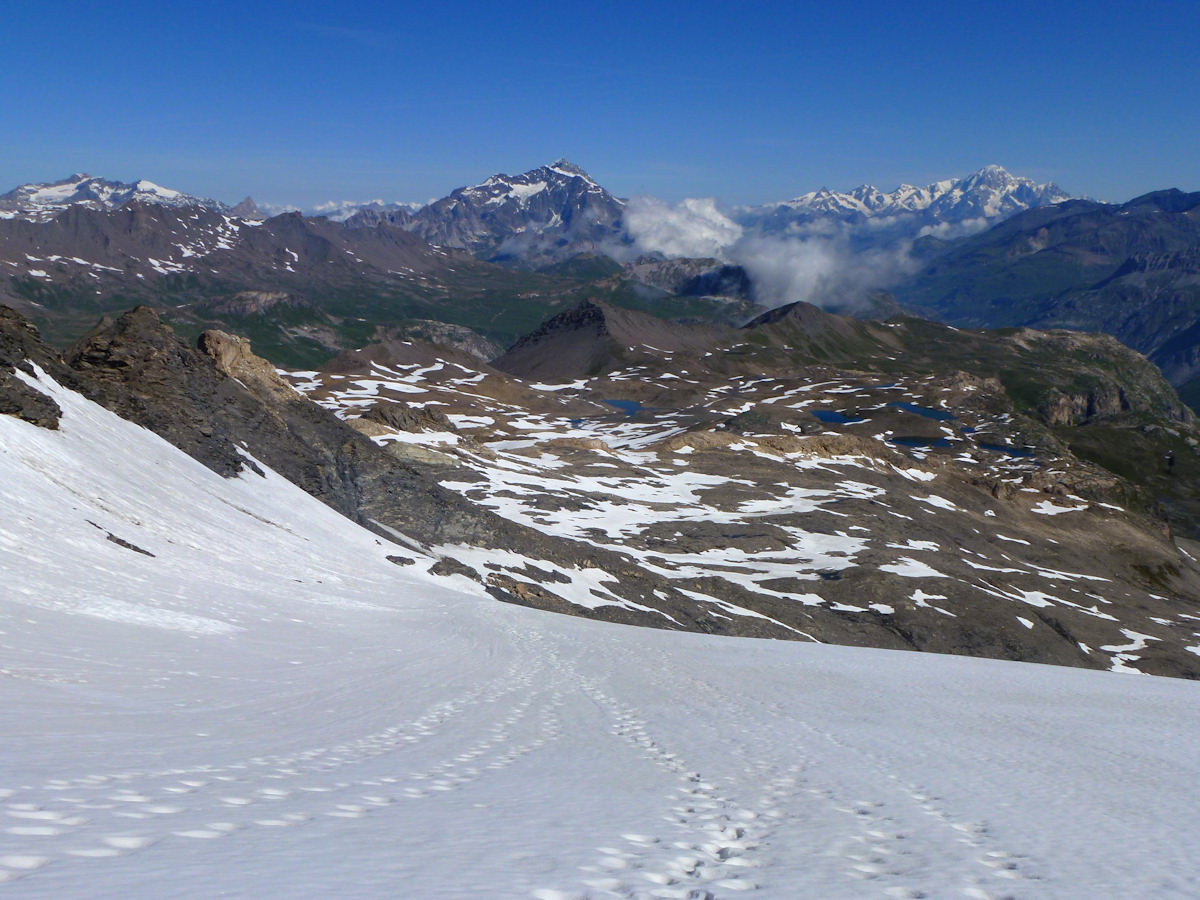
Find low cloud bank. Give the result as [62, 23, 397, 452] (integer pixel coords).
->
[622, 197, 744, 260]
[623, 197, 921, 309]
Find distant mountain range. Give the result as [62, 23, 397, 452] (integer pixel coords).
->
[6, 160, 1200, 413]
[0, 161, 1071, 265]
[737, 164, 1070, 238]
[0, 194, 740, 368]
[0, 172, 263, 222]
[330, 161, 1070, 265]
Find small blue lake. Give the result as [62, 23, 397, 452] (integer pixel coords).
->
[888, 436, 953, 449]
[812, 410, 866, 424]
[978, 442, 1036, 458]
[888, 401, 956, 421]
[604, 399, 644, 416]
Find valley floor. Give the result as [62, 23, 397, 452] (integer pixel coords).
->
[2, 369, 1199, 898]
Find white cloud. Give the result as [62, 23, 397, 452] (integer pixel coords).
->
[621, 196, 924, 310]
[917, 216, 992, 239]
[623, 196, 743, 259]
[729, 235, 843, 308]
[312, 199, 385, 215]
[255, 201, 302, 216]
[729, 235, 920, 310]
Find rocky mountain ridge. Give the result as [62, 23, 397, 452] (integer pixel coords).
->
[0, 200, 672, 367]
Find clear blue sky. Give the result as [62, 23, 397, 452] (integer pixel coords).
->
[4, 0, 1197, 208]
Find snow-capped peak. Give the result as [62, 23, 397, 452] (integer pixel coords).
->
[0, 174, 228, 221]
[762, 165, 1069, 223]
[547, 158, 594, 181]
[452, 159, 615, 212]
[132, 179, 183, 200]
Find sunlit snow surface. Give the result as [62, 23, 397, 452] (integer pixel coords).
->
[2, 371, 1200, 898]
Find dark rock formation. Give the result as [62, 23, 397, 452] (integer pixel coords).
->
[0, 307, 68, 428]
[362, 399, 455, 434]
[493, 298, 726, 380]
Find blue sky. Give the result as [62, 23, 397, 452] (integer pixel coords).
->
[4, 0, 1197, 208]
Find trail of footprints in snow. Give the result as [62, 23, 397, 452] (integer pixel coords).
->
[790, 717, 1037, 898]
[10, 651, 539, 796]
[619, 661, 1036, 900]
[535, 678, 775, 900]
[0, 664, 565, 885]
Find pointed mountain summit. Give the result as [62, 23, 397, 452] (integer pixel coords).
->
[229, 196, 265, 220]
[375, 160, 626, 267]
[546, 158, 592, 178]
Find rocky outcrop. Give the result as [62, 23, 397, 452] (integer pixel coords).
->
[198, 329, 299, 404]
[361, 399, 455, 434]
[0, 306, 74, 429]
[68, 308, 253, 477]
[200, 291, 302, 316]
[1039, 386, 1131, 426]
[397, 320, 502, 361]
[0, 369, 61, 428]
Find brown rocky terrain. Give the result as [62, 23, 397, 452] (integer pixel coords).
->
[5, 298, 1200, 676]
[284, 300, 1200, 677]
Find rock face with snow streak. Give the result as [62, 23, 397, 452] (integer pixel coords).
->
[0, 306, 80, 428]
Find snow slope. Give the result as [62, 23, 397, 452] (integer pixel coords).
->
[1, 369, 1199, 898]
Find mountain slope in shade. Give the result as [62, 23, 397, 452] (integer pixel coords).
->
[893, 189, 1200, 395]
[491, 298, 725, 380]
